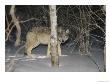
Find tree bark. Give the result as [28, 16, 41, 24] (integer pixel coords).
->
[79, 6, 90, 55]
[10, 5, 21, 47]
[49, 5, 59, 67]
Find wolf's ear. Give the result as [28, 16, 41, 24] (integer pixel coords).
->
[66, 29, 69, 33]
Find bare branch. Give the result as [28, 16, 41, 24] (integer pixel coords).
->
[10, 5, 21, 46]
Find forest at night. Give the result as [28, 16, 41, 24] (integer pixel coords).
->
[5, 5, 106, 72]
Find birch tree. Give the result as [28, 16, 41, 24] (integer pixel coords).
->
[49, 5, 59, 67]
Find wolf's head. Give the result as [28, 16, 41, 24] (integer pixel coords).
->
[58, 28, 69, 43]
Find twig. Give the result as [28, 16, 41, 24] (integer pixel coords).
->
[19, 18, 41, 23]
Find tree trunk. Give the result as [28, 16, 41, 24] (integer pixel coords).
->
[10, 5, 21, 47]
[49, 5, 59, 67]
[79, 6, 90, 55]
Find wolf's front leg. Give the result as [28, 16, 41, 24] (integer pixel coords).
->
[25, 41, 39, 58]
[26, 47, 33, 58]
[58, 43, 61, 56]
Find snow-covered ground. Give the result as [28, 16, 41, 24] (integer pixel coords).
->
[5, 44, 105, 72]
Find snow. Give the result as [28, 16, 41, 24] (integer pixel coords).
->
[5, 44, 105, 72]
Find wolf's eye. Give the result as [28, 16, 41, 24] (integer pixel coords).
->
[65, 29, 69, 33]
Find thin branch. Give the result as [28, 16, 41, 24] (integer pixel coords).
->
[5, 24, 15, 41]
[20, 18, 41, 23]
[5, 11, 9, 26]
[89, 24, 105, 34]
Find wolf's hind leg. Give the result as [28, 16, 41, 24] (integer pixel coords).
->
[47, 42, 51, 57]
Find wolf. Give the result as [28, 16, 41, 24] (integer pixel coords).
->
[24, 27, 69, 58]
